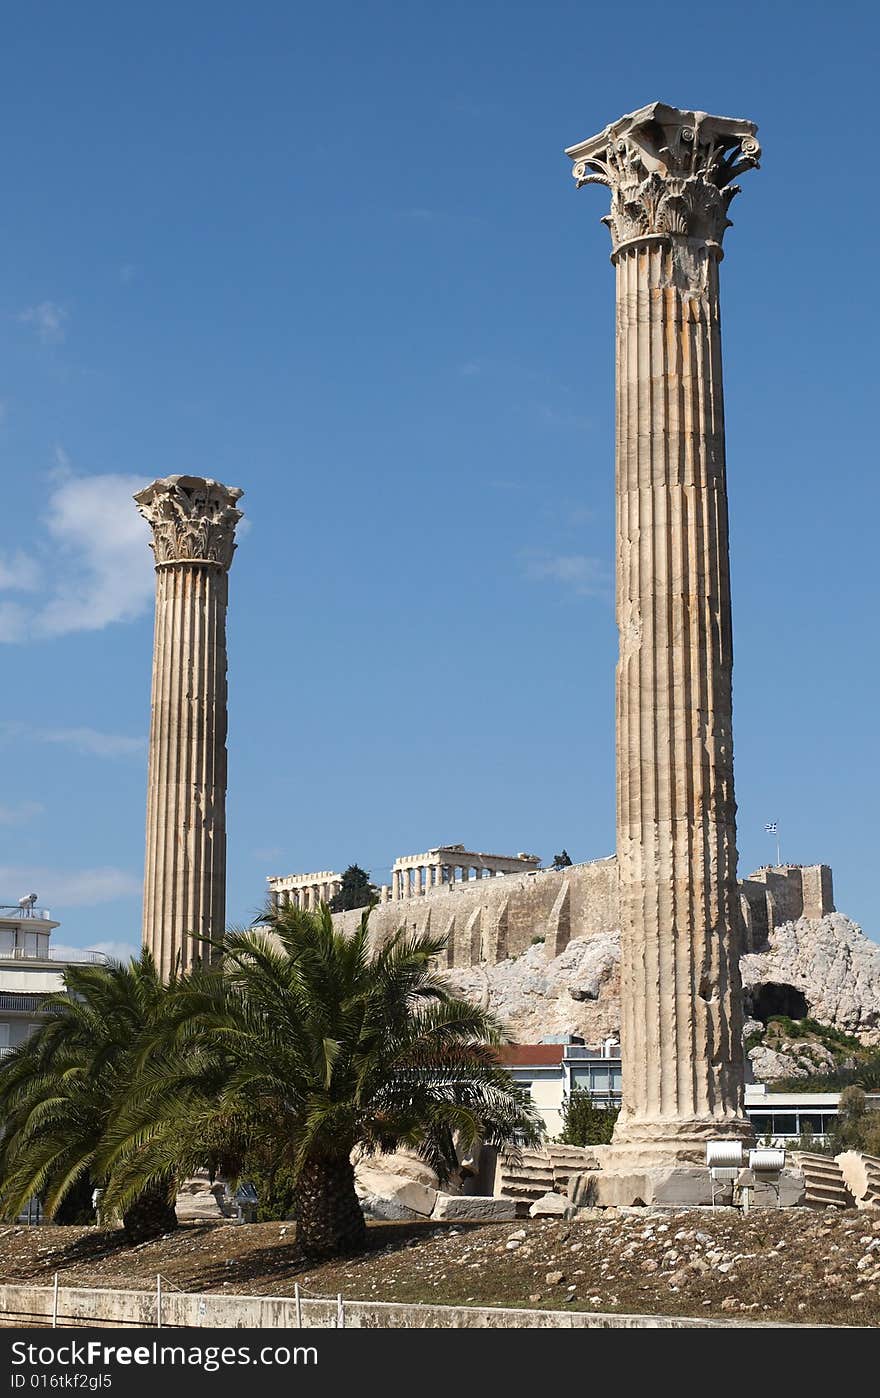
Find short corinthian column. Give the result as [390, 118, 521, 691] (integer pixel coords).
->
[135, 475, 243, 979]
[567, 104, 760, 1163]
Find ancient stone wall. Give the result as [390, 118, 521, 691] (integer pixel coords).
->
[740, 866, 834, 952]
[333, 858, 833, 971]
[334, 857, 618, 967]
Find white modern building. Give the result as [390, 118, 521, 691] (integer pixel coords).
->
[0, 899, 106, 1060]
[500, 1039, 878, 1145]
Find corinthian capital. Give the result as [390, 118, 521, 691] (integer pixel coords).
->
[566, 102, 760, 255]
[135, 475, 244, 569]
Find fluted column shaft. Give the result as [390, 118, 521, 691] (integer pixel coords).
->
[136, 475, 243, 980]
[612, 240, 746, 1149]
[567, 103, 761, 1161]
[142, 562, 229, 977]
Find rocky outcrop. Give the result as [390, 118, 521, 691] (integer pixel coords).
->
[448, 932, 620, 1045]
[746, 1040, 839, 1083]
[446, 913, 880, 1069]
[741, 914, 880, 1045]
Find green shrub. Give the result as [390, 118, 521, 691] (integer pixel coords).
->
[557, 1091, 620, 1147]
[240, 1160, 298, 1222]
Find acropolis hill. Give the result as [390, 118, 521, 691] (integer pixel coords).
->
[325, 855, 880, 1054]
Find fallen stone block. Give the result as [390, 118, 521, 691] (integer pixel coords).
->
[529, 1191, 573, 1218]
[570, 1167, 714, 1208]
[359, 1195, 425, 1221]
[431, 1194, 517, 1222]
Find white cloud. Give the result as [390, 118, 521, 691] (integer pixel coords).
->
[0, 866, 141, 909]
[0, 800, 44, 826]
[0, 600, 27, 642]
[18, 301, 68, 344]
[87, 938, 140, 961]
[51, 938, 140, 964]
[0, 470, 155, 642]
[38, 725, 146, 758]
[38, 472, 155, 635]
[0, 721, 145, 759]
[523, 552, 610, 598]
[0, 552, 40, 591]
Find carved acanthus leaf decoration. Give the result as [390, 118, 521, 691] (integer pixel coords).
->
[135, 476, 244, 569]
[567, 104, 760, 255]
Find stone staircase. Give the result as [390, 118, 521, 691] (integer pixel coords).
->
[790, 1152, 855, 1209]
[497, 1145, 599, 1208]
[546, 1145, 599, 1194]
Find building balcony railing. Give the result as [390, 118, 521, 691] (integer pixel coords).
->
[0, 947, 106, 964]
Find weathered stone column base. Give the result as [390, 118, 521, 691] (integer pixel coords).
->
[607, 1115, 755, 1169]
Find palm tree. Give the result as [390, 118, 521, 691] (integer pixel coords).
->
[0, 951, 178, 1243]
[102, 904, 542, 1259]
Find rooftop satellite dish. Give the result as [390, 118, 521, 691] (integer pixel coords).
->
[18, 893, 38, 909]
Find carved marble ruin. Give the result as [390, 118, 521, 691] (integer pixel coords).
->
[135, 475, 243, 978]
[392, 846, 540, 900]
[566, 104, 760, 1168]
[132, 106, 766, 1196]
[269, 870, 344, 912]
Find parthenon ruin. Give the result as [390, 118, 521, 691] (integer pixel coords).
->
[267, 846, 541, 911]
[391, 846, 540, 901]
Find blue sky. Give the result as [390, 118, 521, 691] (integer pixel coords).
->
[1, 0, 878, 958]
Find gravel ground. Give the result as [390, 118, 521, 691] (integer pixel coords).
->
[1, 1208, 879, 1326]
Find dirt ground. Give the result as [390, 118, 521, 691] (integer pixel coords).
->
[1, 1207, 879, 1326]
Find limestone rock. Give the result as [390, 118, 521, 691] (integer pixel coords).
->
[446, 913, 879, 1069]
[430, 1194, 517, 1222]
[354, 1149, 439, 1219]
[742, 914, 880, 1045]
[175, 1172, 227, 1220]
[748, 1040, 838, 1083]
[447, 933, 621, 1045]
[528, 1192, 573, 1218]
[837, 1152, 880, 1209]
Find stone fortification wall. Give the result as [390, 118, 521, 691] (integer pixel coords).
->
[740, 866, 834, 952]
[335, 858, 619, 966]
[333, 858, 833, 971]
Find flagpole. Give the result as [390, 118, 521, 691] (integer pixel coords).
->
[776, 829, 781, 867]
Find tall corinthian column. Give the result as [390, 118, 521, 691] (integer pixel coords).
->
[135, 475, 243, 979]
[566, 104, 760, 1163]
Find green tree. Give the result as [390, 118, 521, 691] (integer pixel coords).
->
[328, 865, 377, 914]
[552, 850, 573, 870]
[103, 904, 542, 1260]
[828, 1085, 880, 1155]
[557, 1090, 619, 1146]
[0, 952, 178, 1242]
